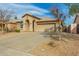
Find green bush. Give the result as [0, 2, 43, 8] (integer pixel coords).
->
[15, 29, 20, 32]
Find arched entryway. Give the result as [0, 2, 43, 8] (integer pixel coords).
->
[26, 20, 30, 31]
[32, 20, 35, 32]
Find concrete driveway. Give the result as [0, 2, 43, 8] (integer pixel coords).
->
[0, 32, 48, 56]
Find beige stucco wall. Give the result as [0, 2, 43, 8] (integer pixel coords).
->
[70, 23, 77, 33]
[23, 16, 29, 31]
[7, 23, 17, 31]
[7, 22, 21, 31]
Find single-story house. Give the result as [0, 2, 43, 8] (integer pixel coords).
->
[0, 14, 63, 32]
[22, 14, 62, 32]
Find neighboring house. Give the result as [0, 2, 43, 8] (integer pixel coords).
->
[22, 14, 62, 32]
[68, 15, 79, 34]
[0, 20, 22, 32]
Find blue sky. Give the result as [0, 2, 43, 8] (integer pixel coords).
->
[0, 3, 75, 25]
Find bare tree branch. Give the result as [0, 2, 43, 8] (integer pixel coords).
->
[0, 8, 15, 32]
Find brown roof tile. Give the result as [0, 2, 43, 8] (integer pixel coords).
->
[22, 14, 41, 20]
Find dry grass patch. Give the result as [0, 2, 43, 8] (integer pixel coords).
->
[30, 39, 79, 56]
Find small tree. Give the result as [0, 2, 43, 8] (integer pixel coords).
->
[45, 6, 67, 47]
[51, 7, 66, 31]
[0, 8, 15, 32]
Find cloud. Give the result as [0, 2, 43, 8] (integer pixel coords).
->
[0, 3, 51, 19]
[9, 3, 50, 13]
[28, 11, 45, 15]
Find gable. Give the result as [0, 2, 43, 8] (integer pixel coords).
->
[22, 14, 41, 20]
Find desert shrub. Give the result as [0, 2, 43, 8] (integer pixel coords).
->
[15, 29, 20, 32]
[48, 41, 56, 47]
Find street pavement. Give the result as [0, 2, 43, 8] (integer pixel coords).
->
[0, 32, 48, 56]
